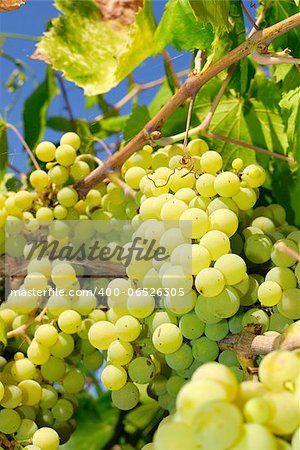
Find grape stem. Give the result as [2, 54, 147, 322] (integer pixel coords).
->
[108, 173, 136, 198]
[6, 307, 47, 339]
[0, 432, 15, 449]
[94, 137, 113, 157]
[154, 127, 297, 165]
[55, 72, 76, 131]
[76, 12, 300, 196]
[202, 131, 297, 164]
[5, 123, 40, 170]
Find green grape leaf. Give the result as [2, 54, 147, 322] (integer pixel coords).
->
[154, 0, 214, 52]
[263, 0, 300, 54]
[227, 1, 255, 96]
[280, 87, 300, 153]
[124, 401, 163, 436]
[161, 105, 194, 137]
[249, 73, 281, 110]
[272, 65, 300, 92]
[23, 68, 58, 150]
[148, 83, 173, 117]
[0, 122, 8, 183]
[194, 88, 288, 169]
[86, 95, 99, 111]
[99, 115, 129, 134]
[189, 0, 231, 31]
[163, 58, 177, 95]
[271, 159, 300, 227]
[0, 173, 22, 193]
[276, 88, 300, 226]
[86, 94, 112, 113]
[0, 317, 7, 346]
[33, 0, 156, 95]
[76, 119, 95, 155]
[123, 105, 151, 143]
[60, 392, 120, 450]
[46, 116, 72, 133]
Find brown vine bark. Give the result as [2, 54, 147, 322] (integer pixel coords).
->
[75, 12, 300, 196]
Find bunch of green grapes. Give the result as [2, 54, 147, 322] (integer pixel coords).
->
[1, 132, 300, 449]
[86, 139, 298, 413]
[142, 327, 300, 450]
[240, 204, 300, 320]
[0, 131, 139, 256]
[0, 257, 105, 448]
[0, 293, 104, 448]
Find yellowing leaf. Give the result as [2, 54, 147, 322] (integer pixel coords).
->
[0, 0, 25, 11]
[190, 0, 231, 31]
[33, 0, 155, 95]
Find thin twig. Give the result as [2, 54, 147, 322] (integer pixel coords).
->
[55, 72, 76, 130]
[95, 70, 190, 121]
[76, 13, 300, 195]
[162, 50, 181, 89]
[77, 154, 103, 166]
[198, 64, 236, 131]
[275, 241, 300, 262]
[0, 32, 38, 41]
[8, 162, 26, 181]
[241, 0, 260, 31]
[6, 123, 40, 170]
[94, 137, 112, 157]
[249, 0, 273, 37]
[203, 131, 297, 164]
[108, 173, 136, 199]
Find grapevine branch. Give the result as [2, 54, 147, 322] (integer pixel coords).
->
[6, 123, 40, 170]
[76, 12, 300, 196]
[220, 326, 300, 357]
[155, 3, 273, 153]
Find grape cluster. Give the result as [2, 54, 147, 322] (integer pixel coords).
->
[143, 325, 300, 450]
[0, 132, 138, 248]
[0, 133, 299, 449]
[0, 288, 103, 448]
[88, 140, 298, 412]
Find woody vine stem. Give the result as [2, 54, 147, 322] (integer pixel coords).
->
[75, 12, 300, 197]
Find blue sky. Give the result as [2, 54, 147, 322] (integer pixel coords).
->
[0, 1, 253, 174]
